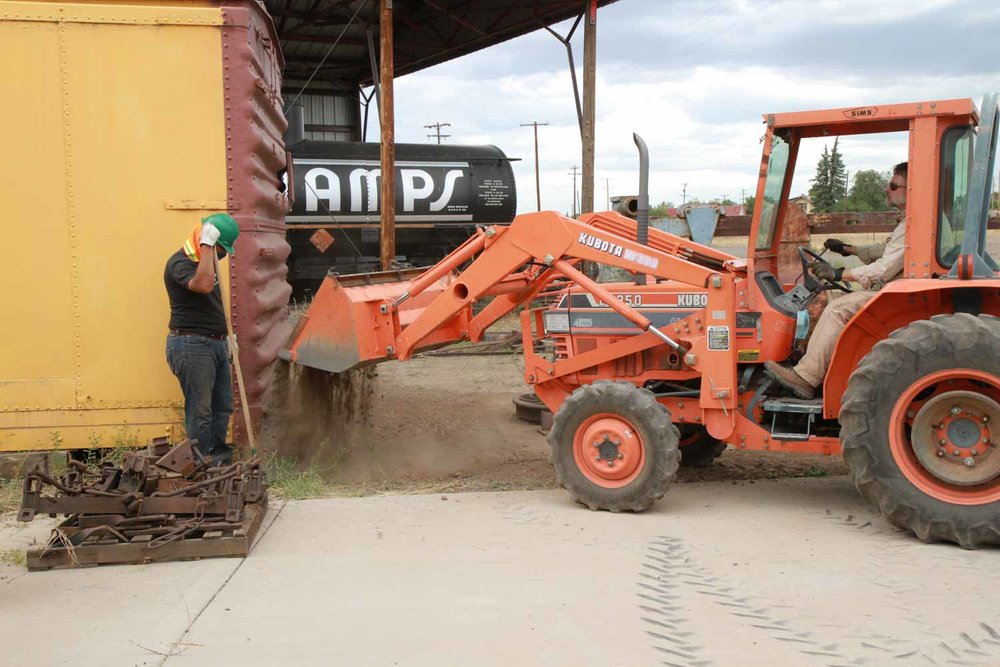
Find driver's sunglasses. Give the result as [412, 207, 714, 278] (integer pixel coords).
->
[887, 182, 905, 191]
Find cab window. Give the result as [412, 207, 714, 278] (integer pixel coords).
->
[937, 127, 973, 265]
[755, 134, 790, 250]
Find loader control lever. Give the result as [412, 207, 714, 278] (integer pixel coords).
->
[798, 247, 852, 294]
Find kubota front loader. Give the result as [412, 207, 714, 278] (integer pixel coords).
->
[282, 95, 1000, 548]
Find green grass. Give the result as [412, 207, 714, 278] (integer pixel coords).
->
[804, 465, 830, 478]
[265, 455, 333, 500]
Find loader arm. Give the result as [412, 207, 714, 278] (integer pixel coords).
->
[283, 210, 744, 434]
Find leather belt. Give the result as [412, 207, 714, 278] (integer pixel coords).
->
[169, 329, 227, 341]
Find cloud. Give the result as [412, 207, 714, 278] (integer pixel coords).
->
[369, 0, 1000, 215]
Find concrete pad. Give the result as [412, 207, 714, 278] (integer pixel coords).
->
[0, 509, 283, 666]
[2, 478, 999, 666]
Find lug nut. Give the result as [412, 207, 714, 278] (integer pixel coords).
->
[953, 449, 962, 456]
[983, 415, 991, 424]
[939, 439, 948, 446]
[951, 406, 962, 415]
[617, 453, 624, 459]
[607, 461, 614, 468]
[937, 449, 945, 457]
[971, 449, 979, 456]
[964, 457, 976, 468]
[595, 456, 601, 462]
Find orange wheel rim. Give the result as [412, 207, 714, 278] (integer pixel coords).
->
[889, 369, 1000, 505]
[572, 413, 645, 488]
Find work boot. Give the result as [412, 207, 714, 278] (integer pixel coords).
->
[764, 361, 816, 400]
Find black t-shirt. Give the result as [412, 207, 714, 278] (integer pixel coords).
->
[164, 249, 227, 336]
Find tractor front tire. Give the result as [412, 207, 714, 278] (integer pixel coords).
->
[548, 381, 680, 512]
[678, 425, 728, 468]
[840, 314, 1000, 548]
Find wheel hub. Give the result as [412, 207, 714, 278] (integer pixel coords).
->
[596, 435, 621, 463]
[912, 390, 1000, 486]
[573, 414, 645, 487]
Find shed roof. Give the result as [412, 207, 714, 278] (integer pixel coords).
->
[263, 0, 621, 95]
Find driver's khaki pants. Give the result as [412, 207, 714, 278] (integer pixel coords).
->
[794, 290, 877, 388]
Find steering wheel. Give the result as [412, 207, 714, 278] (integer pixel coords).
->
[797, 246, 852, 293]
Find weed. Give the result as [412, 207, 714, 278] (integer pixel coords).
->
[0, 548, 25, 567]
[804, 465, 829, 478]
[0, 478, 22, 515]
[265, 455, 330, 500]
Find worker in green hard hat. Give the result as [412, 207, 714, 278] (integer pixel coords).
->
[163, 213, 240, 464]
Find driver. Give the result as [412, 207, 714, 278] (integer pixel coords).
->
[765, 161, 908, 399]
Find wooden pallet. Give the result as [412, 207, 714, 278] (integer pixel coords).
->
[26, 494, 269, 571]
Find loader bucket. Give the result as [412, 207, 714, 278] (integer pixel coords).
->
[281, 268, 471, 374]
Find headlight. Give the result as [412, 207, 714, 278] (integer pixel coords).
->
[543, 312, 569, 333]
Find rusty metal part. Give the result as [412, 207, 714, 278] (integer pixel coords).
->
[155, 440, 199, 476]
[118, 453, 149, 494]
[26, 495, 268, 571]
[19, 437, 269, 570]
[19, 440, 266, 526]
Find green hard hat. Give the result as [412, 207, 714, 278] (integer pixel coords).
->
[202, 213, 239, 256]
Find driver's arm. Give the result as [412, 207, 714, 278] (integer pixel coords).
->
[855, 241, 887, 264]
[843, 220, 906, 288]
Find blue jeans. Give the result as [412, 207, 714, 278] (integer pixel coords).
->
[166, 334, 234, 458]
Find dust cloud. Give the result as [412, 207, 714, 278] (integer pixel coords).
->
[259, 356, 536, 483]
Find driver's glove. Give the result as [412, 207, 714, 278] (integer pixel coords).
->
[810, 261, 844, 283]
[823, 238, 849, 255]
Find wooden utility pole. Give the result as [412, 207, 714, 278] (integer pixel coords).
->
[580, 0, 597, 214]
[521, 121, 549, 211]
[379, 0, 395, 270]
[425, 121, 451, 144]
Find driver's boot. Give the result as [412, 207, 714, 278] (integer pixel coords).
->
[764, 361, 816, 399]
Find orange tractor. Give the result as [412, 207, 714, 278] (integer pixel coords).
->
[283, 95, 1000, 548]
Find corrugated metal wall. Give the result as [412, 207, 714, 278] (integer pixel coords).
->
[221, 2, 293, 447]
[298, 93, 359, 142]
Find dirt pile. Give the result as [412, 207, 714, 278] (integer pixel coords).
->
[259, 356, 542, 484]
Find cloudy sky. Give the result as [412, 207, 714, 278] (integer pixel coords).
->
[372, 0, 999, 215]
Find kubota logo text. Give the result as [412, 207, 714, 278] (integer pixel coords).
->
[578, 232, 624, 258]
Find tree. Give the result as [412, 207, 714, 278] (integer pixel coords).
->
[744, 195, 756, 216]
[717, 198, 737, 206]
[649, 200, 675, 217]
[829, 138, 848, 202]
[834, 169, 890, 212]
[809, 139, 848, 212]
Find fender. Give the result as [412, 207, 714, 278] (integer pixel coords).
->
[823, 279, 1000, 418]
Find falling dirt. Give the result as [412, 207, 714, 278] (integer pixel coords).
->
[260, 354, 848, 495]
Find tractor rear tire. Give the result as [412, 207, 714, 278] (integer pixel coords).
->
[548, 381, 680, 512]
[840, 314, 1000, 548]
[678, 425, 728, 468]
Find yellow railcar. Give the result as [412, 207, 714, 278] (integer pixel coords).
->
[0, 1, 291, 452]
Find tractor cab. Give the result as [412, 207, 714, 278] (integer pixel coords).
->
[744, 97, 999, 408]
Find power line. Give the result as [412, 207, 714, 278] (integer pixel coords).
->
[424, 122, 451, 144]
[568, 165, 581, 218]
